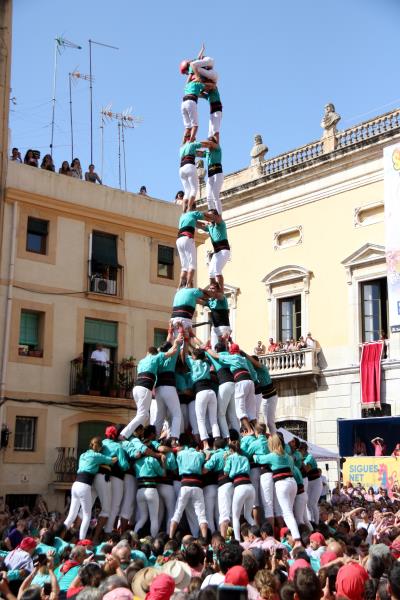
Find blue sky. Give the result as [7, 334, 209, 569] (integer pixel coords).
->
[10, 0, 400, 200]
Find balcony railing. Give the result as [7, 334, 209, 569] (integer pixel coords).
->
[70, 359, 136, 397]
[54, 447, 77, 483]
[88, 261, 123, 297]
[259, 348, 320, 377]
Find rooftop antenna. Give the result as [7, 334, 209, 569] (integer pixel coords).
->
[100, 106, 142, 190]
[50, 36, 82, 157]
[88, 39, 119, 165]
[69, 70, 93, 163]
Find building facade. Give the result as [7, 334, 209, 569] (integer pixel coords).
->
[197, 107, 400, 476]
[0, 162, 181, 510]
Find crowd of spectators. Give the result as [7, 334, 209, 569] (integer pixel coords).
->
[10, 148, 102, 185]
[253, 335, 318, 356]
[1, 484, 400, 600]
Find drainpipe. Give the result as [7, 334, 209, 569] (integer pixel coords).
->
[0, 200, 18, 426]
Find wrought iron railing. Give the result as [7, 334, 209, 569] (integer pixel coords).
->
[54, 447, 77, 483]
[70, 359, 136, 397]
[87, 261, 123, 297]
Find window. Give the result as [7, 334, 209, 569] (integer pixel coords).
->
[26, 217, 48, 254]
[278, 296, 301, 342]
[154, 328, 168, 348]
[19, 310, 43, 354]
[91, 232, 118, 269]
[361, 278, 388, 342]
[276, 419, 307, 440]
[14, 417, 37, 451]
[157, 245, 174, 279]
[89, 232, 121, 295]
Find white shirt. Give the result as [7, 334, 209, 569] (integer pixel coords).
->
[306, 337, 316, 348]
[5, 548, 34, 571]
[356, 520, 376, 545]
[321, 475, 329, 496]
[201, 573, 225, 588]
[91, 349, 108, 364]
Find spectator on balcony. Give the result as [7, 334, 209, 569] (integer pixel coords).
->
[175, 190, 184, 206]
[70, 158, 83, 179]
[40, 154, 55, 172]
[24, 149, 39, 167]
[90, 344, 111, 395]
[59, 160, 72, 176]
[371, 437, 387, 457]
[85, 164, 102, 185]
[139, 186, 148, 195]
[380, 330, 388, 358]
[296, 336, 307, 351]
[267, 338, 278, 353]
[353, 438, 367, 456]
[305, 333, 317, 349]
[254, 341, 266, 356]
[10, 147, 22, 163]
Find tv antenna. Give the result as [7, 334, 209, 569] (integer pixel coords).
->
[69, 70, 93, 162]
[100, 105, 142, 190]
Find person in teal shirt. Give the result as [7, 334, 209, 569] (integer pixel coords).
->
[170, 286, 209, 339]
[181, 70, 215, 143]
[199, 214, 231, 289]
[245, 353, 278, 435]
[198, 137, 224, 215]
[101, 426, 130, 535]
[205, 86, 222, 143]
[134, 455, 164, 538]
[176, 208, 214, 287]
[154, 338, 183, 442]
[169, 434, 208, 539]
[120, 336, 182, 440]
[224, 441, 255, 541]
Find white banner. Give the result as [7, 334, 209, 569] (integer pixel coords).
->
[384, 143, 400, 333]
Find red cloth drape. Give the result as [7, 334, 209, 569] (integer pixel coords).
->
[360, 342, 384, 408]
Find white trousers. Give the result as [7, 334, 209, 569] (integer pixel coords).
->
[158, 483, 176, 528]
[294, 491, 307, 525]
[206, 173, 224, 214]
[181, 99, 199, 128]
[307, 478, 322, 524]
[209, 249, 231, 279]
[203, 484, 219, 533]
[195, 389, 220, 440]
[105, 476, 124, 533]
[64, 481, 92, 540]
[235, 379, 256, 421]
[179, 163, 199, 200]
[261, 394, 278, 434]
[217, 381, 235, 439]
[188, 400, 199, 435]
[172, 485, 207, 526]
[119, 474, 136, 521]
[250, 467, 261, 507]
[209, 111, 222, 137]
[176, 236, 196, 272]
[170, 317, 193, 337]
[260, 472, 274, 519]
[190, 57, 218, 83]
[134, 487, 159, 538]
[232, 484, 255, 541]
[155, 386, 181, 439]
[275, 477, 300, 539]
[218, 482, 233, 524]
[120, 386, 152, 439]
[93, 473, 111, 517]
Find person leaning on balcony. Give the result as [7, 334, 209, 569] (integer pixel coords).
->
[267, 338, 277, 353]
[305, 333, 317, 349]
[90, 344, 111, 395]
[371, 437, 387, 457]
[85, 164, 102, 184]
[119, 335, 183, 441]
[254, 341, 266, 356]
[296, 337, 307, 350]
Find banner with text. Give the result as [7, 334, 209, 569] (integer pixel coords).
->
[384, 143, 400, 333]
[343, 456, 400, 492]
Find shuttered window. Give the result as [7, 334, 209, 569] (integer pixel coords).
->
[84, 318, 118, 347]
[92, 232, 118, 268]
[19, 311, 40, 346]
[157, 245, 174, 279]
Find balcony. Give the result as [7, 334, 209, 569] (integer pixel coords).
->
[70, 359, 136, 399]
[259, 348, 320, 378]
[54, 447, 77, 483]
[87, 261, 123, 298]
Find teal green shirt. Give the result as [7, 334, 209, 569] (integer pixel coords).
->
[206, 221, 228, 244]
[206, 145, 222, 168]
[122, 437, 148, 459]
[208, 295, 228, 311]
[176, 447, 205, 475]
[241, 435, 268, 459]
[205, 352, 226, 373]
[254, 452, 292, 471]
[184, 80, 205, 97]
[218, 351, 258, 381]
[158, 344, 181, 374]
[176, 371, 193, 392]
[255, 364, 272, 387]
[224, 453, 250, 477]
[304, 453, 318, 470]
[173, 286, 204, 309]
[77, 449, 113, 474]
[179, 141, 202, 161]
[207, 87, 221, 104]
[137, 352, 165, 376]
[165, 450, 178, 471]
[204, 448, 226, 472]
[135, 456, 163, 479]
[186, 356, 211, 382]
[102, 438, 130, 471]
[55, 564, 81, 591]
[178, 210, 204, 230]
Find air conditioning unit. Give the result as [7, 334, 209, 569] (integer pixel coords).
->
[92, 277, 117, 295]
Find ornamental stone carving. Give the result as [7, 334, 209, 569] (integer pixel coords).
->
[320, 103, 341, 153]
[250, 134, 268, 173]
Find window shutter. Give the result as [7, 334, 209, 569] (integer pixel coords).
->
[27, 218, 48, 235]
[92, 232, 118, 267]
[19, 312, 39, 346]
[84, 318, 118, 347]
[158, 245, 174, 265]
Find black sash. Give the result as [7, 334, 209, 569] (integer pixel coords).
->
[135, 371, 156, 391]
[193, 379, 213, 394]
[76, 472, 95, 485]
[155, 371, 176, 388]
[211, 309, 230, 327]
[177, 226, 195, 238]
[233, 368, 251, 383]
[217, 367, 234, 384]
[261, 383, 277, 399]
[180, 155, 196, 167]
[208, 163, 223, 177]
[272, 468, 293, 482]
[211, 239, 230, 253]
[183, 94, 198, 103]
[210, 100, 223, 113]
[171, 304, 195, 320]
[181, 473, 202, 488]
[233, 474, 251, 488]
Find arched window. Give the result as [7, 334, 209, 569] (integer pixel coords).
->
[276, 419, 307, 440]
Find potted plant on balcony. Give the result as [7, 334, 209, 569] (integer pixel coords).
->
[18, 345, 29, 356]
[120, 356, 135, 370]
[28, 347, 43, 358]
[117, 370, 129, 398]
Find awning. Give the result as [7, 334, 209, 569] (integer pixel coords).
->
[277, 428, 339, 460]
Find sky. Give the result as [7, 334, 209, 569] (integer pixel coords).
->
[10, 0, 400, 201]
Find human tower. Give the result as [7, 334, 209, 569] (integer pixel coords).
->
[63, 49, 323, 545]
